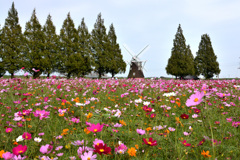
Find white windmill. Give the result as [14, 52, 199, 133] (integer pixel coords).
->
[123, 45, 148, 78]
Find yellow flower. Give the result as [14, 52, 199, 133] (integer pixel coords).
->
[127, 147, 136, 157]
[201, 150, 212, 158]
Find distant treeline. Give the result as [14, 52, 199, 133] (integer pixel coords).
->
[0, 2, 126, 79]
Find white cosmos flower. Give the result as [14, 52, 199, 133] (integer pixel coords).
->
[135, 98, 142, 104]
[16, 135, 24, 142]
[192, 114, 198, 118]
[143, 101, 150, 106]
[163, 92, 176, 97]
[34, 137, 42, 143]
[76, 103, 85, 106]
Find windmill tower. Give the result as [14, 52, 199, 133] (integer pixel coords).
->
[123, 45, 148, 78]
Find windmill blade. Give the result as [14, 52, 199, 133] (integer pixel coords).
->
[123, 45, 135, 57]
[142, 60, 147, 72]
[136, 45, 149, 58]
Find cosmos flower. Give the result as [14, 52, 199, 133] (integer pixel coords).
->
[136, 129, 145, 135]
[180, 114, 189, 119]
[12, 145, 27, 156]
[80, 151, 97, 160]
[143, 137, 157, 146]
[87, 123, 104, 133]
[186, 91, 204, 107]
[93, 143, 111, 155]
[181, 140, 191, 147]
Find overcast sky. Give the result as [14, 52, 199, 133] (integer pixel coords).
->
[1, 0, 240, 78]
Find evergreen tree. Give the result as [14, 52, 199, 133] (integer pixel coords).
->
[107, 23, 126, 77]
[59, 12, 81, 79]
[195, 34, 220, 79]
[24, 9, 45, 78]
[0, 25, 6, 77]
[91, 13, 109, 78]
[75, 18, 92, 77]
[1, 2, 23, 78]
[166, 24, 194, 78]
[42, 14, 59, 77]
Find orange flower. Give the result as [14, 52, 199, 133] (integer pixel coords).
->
[127, 147, 136, 157]
[63, 129, 69, 132]
[0, 150, 5, 158]
[119, 120, 126, 126]
[86, 113, 93, 119]
[135, 144, 139, 149]
[59, 113, 64, 117]
[146, 127, 152, 131]
[26, 118, 31, 121]
[201, 150, 212, 158]
[84, 128, 91, 134]
[13, 142, 18, 145]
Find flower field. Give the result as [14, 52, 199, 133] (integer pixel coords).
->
[0, 77, 239, 159]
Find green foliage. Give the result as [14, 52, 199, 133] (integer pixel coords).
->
[91, 13, 109, 78]
[42, 14, 59, 77]
[59, 13, 82, 79]
[75, 18, 92, 77]
[24, 9, 45, 79]
[107, 24, 126, 77]
[1, 2, 23, 78]
[195, 34, 220, 79]
[166, 24, 195, 78]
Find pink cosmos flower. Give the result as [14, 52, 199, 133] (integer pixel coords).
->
[22, 132, 32, 140]
[80, 151, 97, 160]
[136, 129, 145, 135]
[2, 152, 14, 159]
[87, 123, 104, 133]
[5, 128, 13, 133]
[93, 139, 104, 147]
[115, 143, 128, 154]
[40, 144, 53, 154]
[181, 140, 191, 147]
[24, 72, 28, 76]
[12, 145, 27, 155]
[33, 110, 50, 120]
[186, 91, 204, 107]
[113, 123, 123, 128]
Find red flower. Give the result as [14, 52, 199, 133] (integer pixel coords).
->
[150, 113, 156, 118]
[194, 109, 201, 114]
[12, 145, 27, 155]
[94, 143, 111, 155]
[197, 139, 205, 146]
[181, 140, 191, 147]
[180, 114, 189, 119]
[143, 137, 158, 146]
[57, 85, 61, 89]
[22, 132, 32, 140]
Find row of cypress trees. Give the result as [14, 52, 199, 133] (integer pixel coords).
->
[166, 24, 220, 79]
[0, 2, 126, 79]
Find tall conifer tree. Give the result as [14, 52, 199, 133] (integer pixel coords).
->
[91, 13, 109, 78]
[42, 14, 59, 77]
[0, 25, 6, 77]
[166, 24, 194, 78]
[195, 34, 220, 79]
[24, 9, 45, 78]
[76, 18, 92, 77]
[1, 2, 23, 78]
[107, 23, 126, 77]
[59, 13, 81, 78]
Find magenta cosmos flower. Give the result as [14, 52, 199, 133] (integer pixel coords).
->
[12, 145, 27, 155]
[22, 132, 32, 140]
[33, 110, 50, 120]
[143, 137, 157, 146]
[186, 91, 204, 107]
[5, 128, 13, 133]
[87, 123, 104, 133]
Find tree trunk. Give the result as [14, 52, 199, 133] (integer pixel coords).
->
[67, 72, 71, 79]
[11, 73, 14, 79]
[47, 73, 50, 78]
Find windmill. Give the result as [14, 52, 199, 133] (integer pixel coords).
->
[123, 45, 148, 78]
